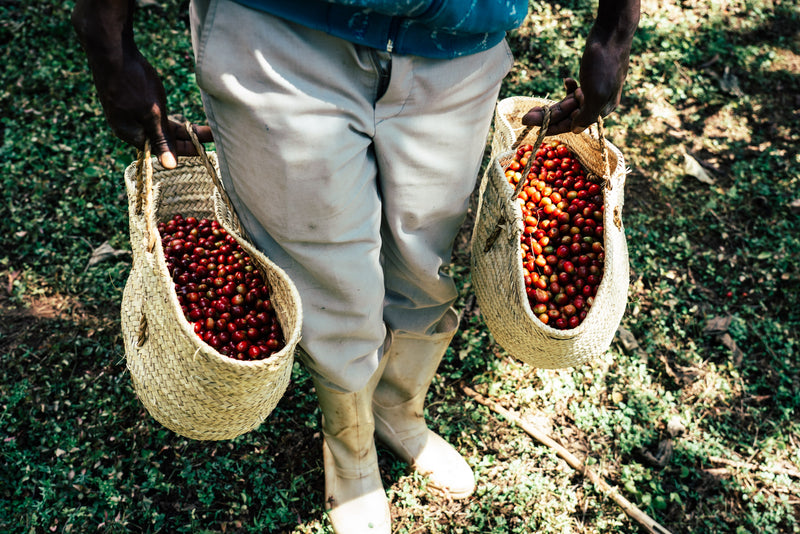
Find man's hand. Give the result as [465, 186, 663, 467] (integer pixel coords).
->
[89, 51, 213, 168]
[72, 0, 212, 168]
[522, 0, 640, 135]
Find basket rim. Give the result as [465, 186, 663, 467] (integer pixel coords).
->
[124, 155, 302, 370]
[480, 143, 627, 339]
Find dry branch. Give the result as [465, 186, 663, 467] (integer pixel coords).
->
[462, 385, 673, 534]
[709, 456, 800, 479]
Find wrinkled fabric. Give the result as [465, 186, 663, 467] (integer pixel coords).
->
[190, 0, 514, 390]
[231, 0, 527, 58]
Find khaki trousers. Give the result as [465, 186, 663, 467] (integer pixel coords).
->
[190, 0, 514, 391]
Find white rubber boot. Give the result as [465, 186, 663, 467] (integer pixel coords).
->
[372, 308, 475, 498]
[312, 351, 391, 534]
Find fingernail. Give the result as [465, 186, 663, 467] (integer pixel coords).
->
[161, 152, 177, 169]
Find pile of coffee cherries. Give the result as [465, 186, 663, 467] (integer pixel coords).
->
[158, 214, 284, 360]
[506, 141, 605, 330]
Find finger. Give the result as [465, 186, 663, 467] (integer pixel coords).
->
[158, 150, 177, 169]
[541, 118, 577, 136]
[563, 77, 579, 95]
[521, 96, 581, 128]
[144, 103, 178, 169]
[174, 123, 214, 143]
[573, 87, 584, 108]
[168, 121, 215, 156]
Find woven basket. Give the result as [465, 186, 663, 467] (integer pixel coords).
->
[470, 96, 629, 368]
[120, 141, 302, 440]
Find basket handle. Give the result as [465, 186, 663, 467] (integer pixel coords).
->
[595, 116, 612, 191]
[133, 125, 251, 250]
[483, 107, 551, 253]
[183, 122, 253, 240]
[483, 109, 613, 254]
[133, 140, 159, 255]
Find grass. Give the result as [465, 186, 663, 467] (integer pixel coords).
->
[1, 0, 799, 532]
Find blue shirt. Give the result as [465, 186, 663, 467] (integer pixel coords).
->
[231, 0, 528, 58]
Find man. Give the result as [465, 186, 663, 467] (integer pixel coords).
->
[73, 1, 638, 532]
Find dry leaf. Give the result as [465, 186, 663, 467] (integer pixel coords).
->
[638, 438, 673, 467]
[704, 315, 733, 335]
[648, 97, 682, 129]
[667, 417, 686, 437]
[683, 153, 715, 184]
[86, 241, 130, 269]
[720, 66, 744, 97]
[704, 316, 744, 365]
[720, 333, 745, 366]
[617, 326, 640, 351]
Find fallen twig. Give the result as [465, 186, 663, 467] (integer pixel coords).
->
[709, 456, 800, 479]
[461, 385, 673, 534]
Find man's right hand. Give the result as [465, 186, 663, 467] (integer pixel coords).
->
[72, 0, 212, 169]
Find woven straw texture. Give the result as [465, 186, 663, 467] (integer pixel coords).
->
[471, 96, 629, 368]
[121, 152, 302, 440]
